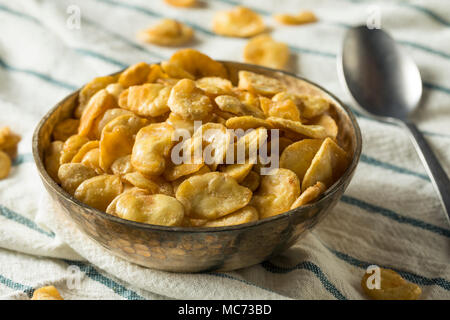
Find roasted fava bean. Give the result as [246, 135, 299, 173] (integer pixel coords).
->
[243, 34, 290, 70]
[310, 114, 338, 140]
[215, 95, 243, 115]
[74, 174, 123, 212]
[163, 162, 205, 182]
[80, 147, 103, 174]
[0, 150, 11, 180]
[76, 75, 117, 118]
[119, 83, 171, 118]
[105, 83, 124, 100]
[161, 61, 195, 80]
[0, 127, 21, 160]
[213, 6, 265, 38]
[148, 175, 175, 197]
[361, 267, 422, 300]
[298, 95, 329, 119]
[235, 127, 268, 161]
[164, 0, 196, 7]
[58, 163, 98, 195]
[259, 96, 300, 121]
[122, 171, 160, 194]
[99, 114, 148, 172]
[168, 49, 228, 78]
[78, 89, 117, 137]
[168, 79, 213, 120]
[290, 181, 326, 209]
[131, 123, 175, 176]
[233, 90, 265, 118]
[204, 206, 258, 227]
[191, 122, 232, 169]
[44, 141, 64, 182]
[147, 64, 169, 83]
[219, 163, 253, 183]
[106, 187, 149, 216]
[60, 135, 90, 165]
[166, 112, 195, 135]
[171, 164, 211, 193]
[238, 71, 285, 96]
[138, 19, 194, 47]
[240, 170, 260, 191]
[71, 141, 99, 163]
[176, 172, 252, 220]
[115, 193, 185, 226]
[110, 155, 134, 176]
[119, 62, 152, 88]
[302, 137, 349, 190]
[225, 116, 272, 131]
[274, 11, 317, 26]
[31, 286, 63, 300]
[52, 118, 80, 141]
[92, 108, 133, 140]
[280, 139, 323, 183]
[266, 117, 327, 139]
[196, 77, 233, 96]
[251, 168, 300, 219]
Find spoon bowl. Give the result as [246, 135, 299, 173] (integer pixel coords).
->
[341, 26, 422, 120]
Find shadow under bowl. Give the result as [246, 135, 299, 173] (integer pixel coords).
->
[32, 61, 362, 272]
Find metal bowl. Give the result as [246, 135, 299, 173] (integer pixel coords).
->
[32, 61, 362, 272]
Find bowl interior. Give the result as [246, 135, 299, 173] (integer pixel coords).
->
[33, 61, 362, 233]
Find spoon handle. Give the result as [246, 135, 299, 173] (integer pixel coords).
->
[402, 120, 450, 224]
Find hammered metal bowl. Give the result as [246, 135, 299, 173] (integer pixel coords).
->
[33, 62, 362, 272]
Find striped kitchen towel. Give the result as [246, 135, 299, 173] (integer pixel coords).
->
[0, 0, 449, 299]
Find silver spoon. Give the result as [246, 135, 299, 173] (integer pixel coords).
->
[339, 25, 450, 224]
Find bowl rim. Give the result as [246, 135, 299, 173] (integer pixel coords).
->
[32, 61, 362, 234]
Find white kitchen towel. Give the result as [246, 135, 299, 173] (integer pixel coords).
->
[0, 0, 449, 300]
